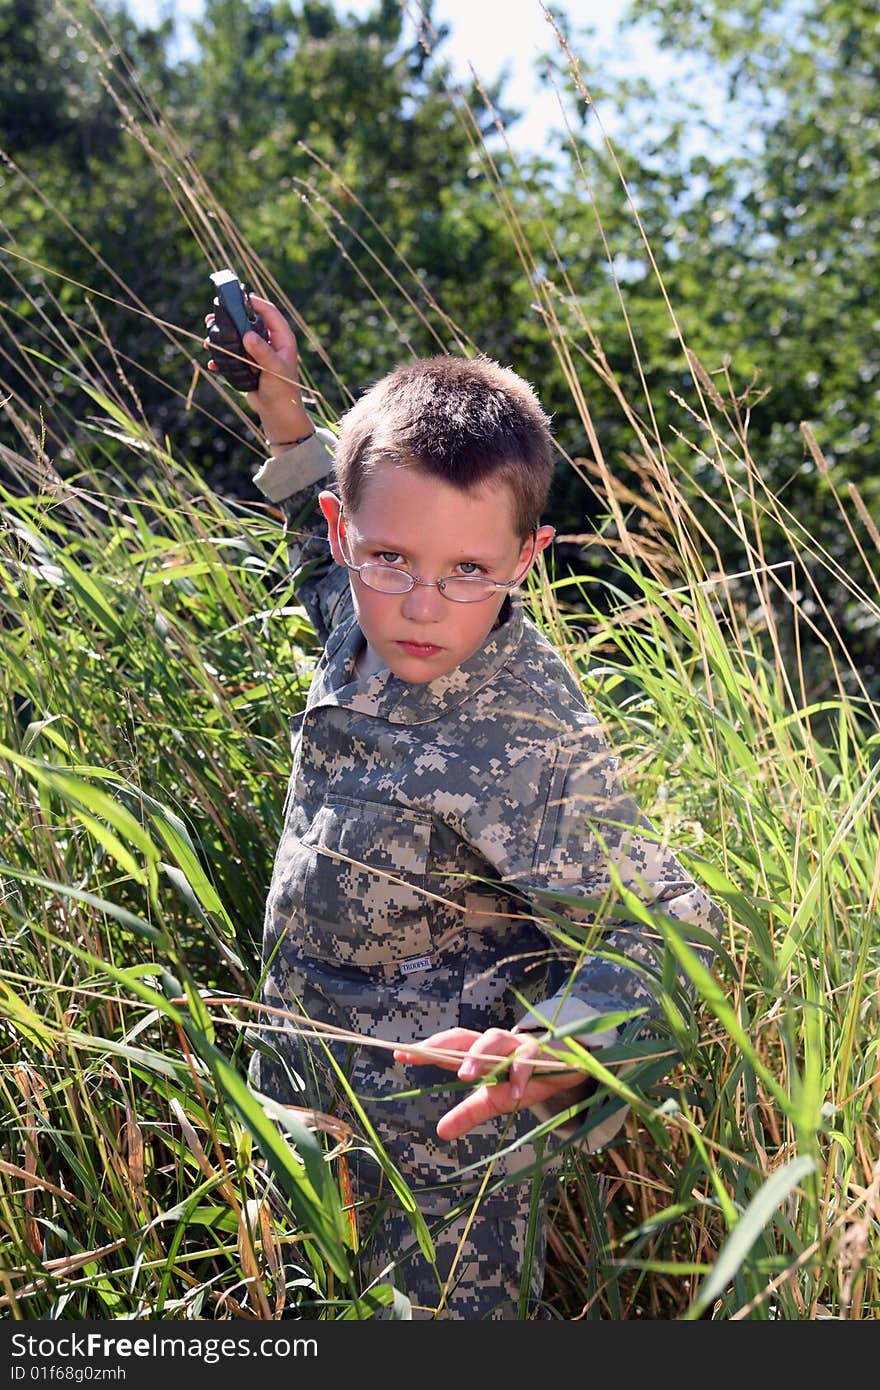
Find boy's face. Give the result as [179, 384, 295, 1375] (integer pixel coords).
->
[319, 464, 554, 684]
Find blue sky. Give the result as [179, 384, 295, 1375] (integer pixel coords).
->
[122, 1, 724, 157]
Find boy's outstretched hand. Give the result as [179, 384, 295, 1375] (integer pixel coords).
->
[393, 1027, 591, 1141]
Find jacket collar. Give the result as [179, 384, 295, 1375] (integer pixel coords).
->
[306, 597, 524, 725]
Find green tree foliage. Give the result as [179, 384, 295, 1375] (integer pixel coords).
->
[612, 1, 878, 595]
[523, 0, 878, 695]
[0, 0, 193, 451]
[630, 0, 878, 470]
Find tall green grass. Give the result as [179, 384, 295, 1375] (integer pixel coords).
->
[1, 5, 878, 1319]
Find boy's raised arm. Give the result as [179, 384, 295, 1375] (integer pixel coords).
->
[206, 296, 348, 644]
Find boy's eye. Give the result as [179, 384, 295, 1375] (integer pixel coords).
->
[456, 561, 486, 576]
[376, 551, 406, 566]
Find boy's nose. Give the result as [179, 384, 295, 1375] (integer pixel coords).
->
[400, 579, 445, 621]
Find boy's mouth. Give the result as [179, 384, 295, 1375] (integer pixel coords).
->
[396, 640, 443, 658]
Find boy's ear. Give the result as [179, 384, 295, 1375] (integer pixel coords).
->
[318, 491, 346, 566]
[533, 524, 556, 556]
[518, 524, 555, 571]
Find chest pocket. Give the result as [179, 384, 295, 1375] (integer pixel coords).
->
[299, 796, 434, 968]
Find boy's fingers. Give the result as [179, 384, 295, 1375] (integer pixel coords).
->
[393, 1028, 480, 1069]
[393, 1049, 466, 1071]
[241, 329, 277, 364]
[241, 330, 301, 389]
[248, 294, 296, 345]
[509, 1036, 540, 1101]
[437, 1067, 578, 1140]
[436, 1085, 507, 1141]
[457, 1027, 516, 1081]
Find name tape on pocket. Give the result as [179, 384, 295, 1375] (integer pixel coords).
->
[399, 954, 435, 976]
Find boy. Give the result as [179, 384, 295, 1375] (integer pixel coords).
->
[206, 297, 723, 1319]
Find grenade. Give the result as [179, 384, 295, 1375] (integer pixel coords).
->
[207, 268, 270, 393]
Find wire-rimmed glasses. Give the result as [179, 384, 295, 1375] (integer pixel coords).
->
[336, 509, 537, 604]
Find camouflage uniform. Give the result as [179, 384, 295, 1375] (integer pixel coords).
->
[249, 430, 723, 1319]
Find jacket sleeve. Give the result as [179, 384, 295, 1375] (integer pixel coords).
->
[464, 722, 725, 1148]
[251, 427, 351, 646]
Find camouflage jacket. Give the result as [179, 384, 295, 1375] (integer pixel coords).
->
[249, 430, 723, 1186]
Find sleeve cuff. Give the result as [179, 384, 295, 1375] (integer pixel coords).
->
[252, 426, 336, 503]
[530, 1092, 628, 1152]
[513, 994, 620, 1049]
[514, 995, 626, 1151]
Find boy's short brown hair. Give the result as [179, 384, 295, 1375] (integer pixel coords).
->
[333, 355, 553, 539]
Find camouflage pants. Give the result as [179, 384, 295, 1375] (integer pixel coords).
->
[253, 960, 557, 1319]
[355, 1181, 550, 1321]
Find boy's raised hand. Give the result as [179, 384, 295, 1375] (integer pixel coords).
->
[204, 294, 313, 446]
[393, 1027, 591, 1142]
